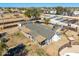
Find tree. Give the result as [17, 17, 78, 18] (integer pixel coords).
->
[7, 8, 12, 13]
[0, 41, 8, 55]
[44, 18, 50, 25]
[55, 6, 72, 15]
[36, 48, 48, 56]
[24, 9, 32, 18]
[55, 7, 65, 15]
[24, 8, 41, 18]
[0, 43, 4, 55]
[0, 36, 9, 55]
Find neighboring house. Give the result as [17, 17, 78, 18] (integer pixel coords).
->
[43, 8, 56, 15]
[73, 11, 79, 16]
[63, 12, 68, 16]
[50, 10, 57, 15]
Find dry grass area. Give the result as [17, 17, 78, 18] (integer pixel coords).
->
[42, 34, 69, 56]
[2, 27, 48, 56]
[21, 26, 31, 33]
[35, 35, 45, 43]
[0, 13, 29, 22]
[0, 13, 48, 56]
[43, 43, 59, 56]
[7, 31, 46, 56]
[0, 13, 18, 20]
[6, 31, 48, 56]
[66, 30, 79, 42]
[1, 27, 19, 34]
